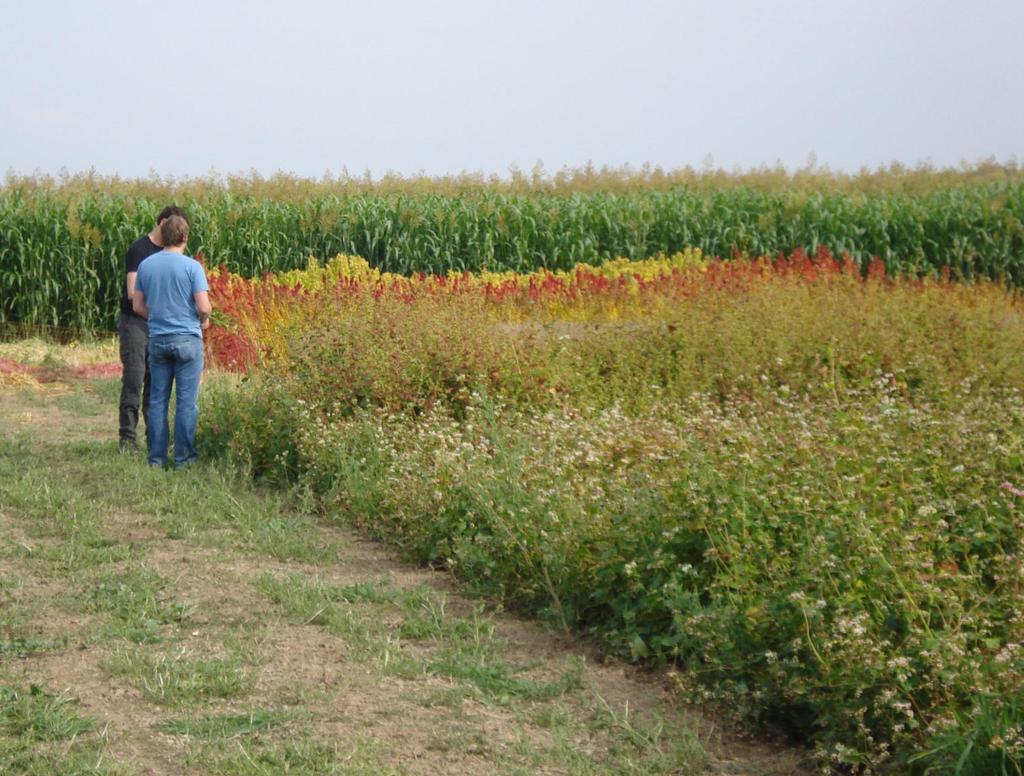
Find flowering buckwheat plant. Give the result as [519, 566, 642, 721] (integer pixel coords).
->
[199, 252, 1024, 773]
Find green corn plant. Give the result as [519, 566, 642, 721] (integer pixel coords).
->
[1, 175, 1023, 329]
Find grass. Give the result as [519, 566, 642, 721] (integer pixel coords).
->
[82, 564, 196, 644]
[0, 439, 137, 572]
[188, 735, 401, 776]
[0, 570, 86, 657]
[0, 685, 95, 740]
[153, 709, 295, 739]
[0, 368, 726, 776]
[255, 571, 587, 706]
[254, 573, 383, 634]
[427, 649, 584, 705]
[0, 426, 340, 568]
[501, 697, 711, 776]
[0, 684, 126, 776]
[0, 576, 33, 633]
[0, 637, 70, 660]
[104, 644, 257, 706]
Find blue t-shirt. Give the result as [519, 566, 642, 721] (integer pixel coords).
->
[135, 251, 210, 338]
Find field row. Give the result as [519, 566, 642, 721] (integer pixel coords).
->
[198, 253, 1024, 772]
[1, 180, 1023, 329]
[9, 161, 1024, 196]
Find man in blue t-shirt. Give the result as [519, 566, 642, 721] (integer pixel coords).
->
[132, 215, 212, 468]
[118, 205, 190, 454]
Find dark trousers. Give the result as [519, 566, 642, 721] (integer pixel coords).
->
[118, 312, 150, 442]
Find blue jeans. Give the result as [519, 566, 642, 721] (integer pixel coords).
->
[147, 334, 204, 468]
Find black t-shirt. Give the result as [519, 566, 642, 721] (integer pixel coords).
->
[121, 235, 161, 316]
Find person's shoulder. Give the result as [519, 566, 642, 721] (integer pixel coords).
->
[128, 235, 159, 257]
[138, 249, 169, 270]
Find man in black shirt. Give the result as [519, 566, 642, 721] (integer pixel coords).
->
[118, 205, 190, 453]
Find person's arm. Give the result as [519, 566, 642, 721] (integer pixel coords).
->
[125, 242, 143, 306]
[194, 290, 212, 330]
[132, 289, 148, 319]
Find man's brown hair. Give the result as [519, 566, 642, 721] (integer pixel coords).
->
[157, 205, 190, 225]
[160, 215, 189, 247]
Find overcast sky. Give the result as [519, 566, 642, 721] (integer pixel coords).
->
[1, 0, 1021, 179]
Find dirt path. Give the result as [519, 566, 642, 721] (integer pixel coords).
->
[0, 374, 811, 775]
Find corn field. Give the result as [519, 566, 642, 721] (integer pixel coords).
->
[1, 171, 1023, 330]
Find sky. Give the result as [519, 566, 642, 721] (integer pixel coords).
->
[1, 0, 1022, 179]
